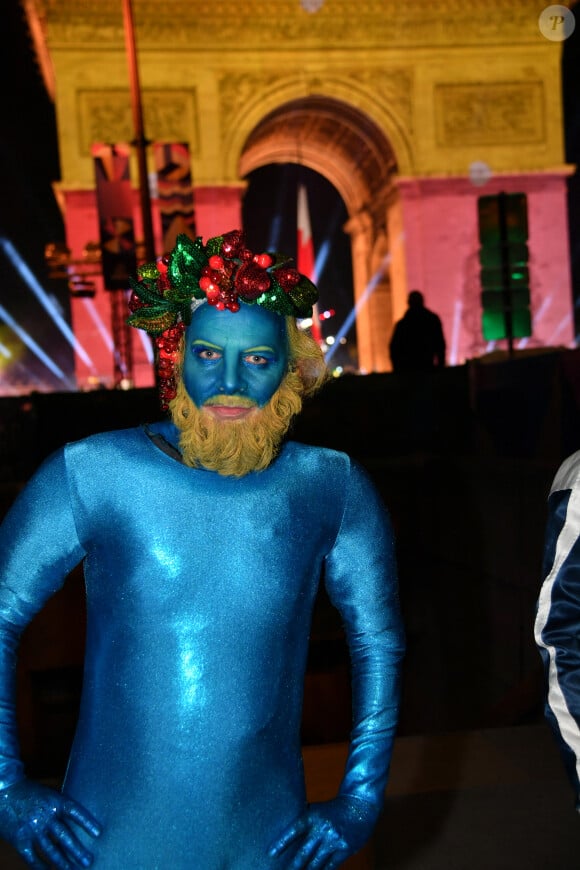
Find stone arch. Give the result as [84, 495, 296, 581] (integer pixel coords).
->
[236, 95, 403, 372]
[223, 76, 413, 182]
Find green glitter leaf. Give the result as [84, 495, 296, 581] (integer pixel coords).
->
[127, 309, 176, 334]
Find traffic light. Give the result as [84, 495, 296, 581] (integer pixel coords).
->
[478, 193, 531, 342]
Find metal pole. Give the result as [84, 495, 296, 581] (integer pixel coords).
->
[498, 192, 514, 359]
[122, 0, 156, 263]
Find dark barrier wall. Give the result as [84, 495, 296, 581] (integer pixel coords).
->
[3, 347, 579, 482]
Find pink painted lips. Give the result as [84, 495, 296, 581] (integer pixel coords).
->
[204, 396, 257, 420]
[205, 405, 254, 420]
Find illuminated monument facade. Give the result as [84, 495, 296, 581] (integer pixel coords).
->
[30, 0, 575, 386]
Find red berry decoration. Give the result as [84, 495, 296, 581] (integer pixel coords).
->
[234, 262, 271, 299]
[209, 255, 224, 270]
[276, 267, 301, 291]
[158, 273, 171, 293]
[157, 360, 173, 377]
[221, 230, 244, 258]
[128, 291, 145, 312]
[253, 253, 273, 269]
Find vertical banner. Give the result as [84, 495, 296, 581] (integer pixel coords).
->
[92, 143, 137, 291]
[153, 142, 197, 252]
[297, 183, 322, 343]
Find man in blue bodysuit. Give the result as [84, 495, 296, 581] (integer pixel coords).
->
[0, 231, 405, 868]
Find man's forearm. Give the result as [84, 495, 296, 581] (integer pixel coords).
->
[0, 618, 26, 790]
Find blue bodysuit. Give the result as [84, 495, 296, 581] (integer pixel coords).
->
[0, 423, 404, 868]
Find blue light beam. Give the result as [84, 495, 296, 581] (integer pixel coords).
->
[314, 238, 331, 285]
[82, 298, 115, 351]
[0, 237, 95, 369]
[0, 303, 74, 387]
[325, 253, 391, 365]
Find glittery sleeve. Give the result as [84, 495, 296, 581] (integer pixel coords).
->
[324, 459, 405, 812]
[0, 449, 86, 788]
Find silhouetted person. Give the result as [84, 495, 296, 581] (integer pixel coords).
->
[389, 290, 446, 373]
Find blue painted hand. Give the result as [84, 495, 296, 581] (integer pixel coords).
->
[269, 795, 378, 869]
[0, 779, 101, 868]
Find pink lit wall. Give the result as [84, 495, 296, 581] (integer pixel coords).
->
[62, 174, 574, 387]
[61, 189, 156, 390]
[193, 187, 244, 240]
[61, 186, 243, 390]
[396, 172, 575, 365]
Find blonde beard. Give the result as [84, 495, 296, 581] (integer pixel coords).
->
[169, 372, 304, 477]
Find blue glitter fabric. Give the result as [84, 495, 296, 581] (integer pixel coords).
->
[0, 425, 404, 868]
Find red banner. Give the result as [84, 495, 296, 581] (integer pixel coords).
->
[153, 142, 196, 253]
[92, 143, 137, 291]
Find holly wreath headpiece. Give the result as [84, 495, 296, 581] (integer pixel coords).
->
[127, 229, 319, 410]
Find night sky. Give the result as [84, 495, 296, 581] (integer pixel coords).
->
[562, 5, 580, 337]
[0, 0, 71, 392]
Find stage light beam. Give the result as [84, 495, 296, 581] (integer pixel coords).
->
[450, 299, 463, 366]
[82, 299, 115, 351]
[0, 303, 75, 387]
[325, 253, 391, 365]
[0, 237, 95, 369]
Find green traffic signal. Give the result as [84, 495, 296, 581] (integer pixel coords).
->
[481, 289, 530, 311]
[480, 265, 529, 290]
[479, 242, 528, 270]
[478, 193, 528, 245]
[477, 192, 531, 343]
[482, 308, 532, 341]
